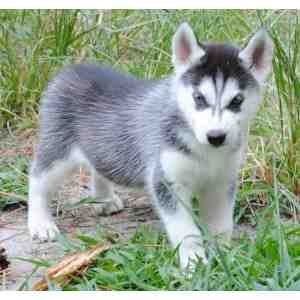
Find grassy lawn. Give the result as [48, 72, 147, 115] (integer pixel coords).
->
[0, 10, 299, 290]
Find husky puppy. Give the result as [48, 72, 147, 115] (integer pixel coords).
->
[28, 23, 273, 268]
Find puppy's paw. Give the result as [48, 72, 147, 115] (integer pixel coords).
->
[92, 194, 124, 216]
[179, 236, 207, 270]
[28, 215, 60, 242]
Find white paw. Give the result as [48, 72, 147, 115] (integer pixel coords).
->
[179, 236, 208, 270]
[92, 194, 124, 216]
[28, 215, 60, 242]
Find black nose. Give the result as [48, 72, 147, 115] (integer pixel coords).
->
[207, 130, 226, 147]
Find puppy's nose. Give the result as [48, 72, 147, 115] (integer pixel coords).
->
[207, 130, 226, 147]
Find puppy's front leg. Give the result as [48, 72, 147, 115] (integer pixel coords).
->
[199, 181, 236, 242]
[148, 166, 207, 269]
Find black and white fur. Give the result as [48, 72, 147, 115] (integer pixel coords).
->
[28, 23, 273, 268]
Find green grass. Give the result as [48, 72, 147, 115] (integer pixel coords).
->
[0, 149, 29, 210]
[270, 16, 300, 194]
[20, 200, 300, 291]
[64, 221, 300, 291]
[0, 9, 300, 291]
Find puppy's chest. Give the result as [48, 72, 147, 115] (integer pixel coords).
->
[160, 148, 237, 192]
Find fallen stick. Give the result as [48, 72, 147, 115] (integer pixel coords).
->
[32, 243, 111, 291]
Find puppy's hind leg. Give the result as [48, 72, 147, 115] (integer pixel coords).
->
[28, 149, 79, 241]
[90, 170, 124, 215]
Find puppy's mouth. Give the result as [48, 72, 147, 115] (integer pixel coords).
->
[208, 142, 229, 149]
[195, 136, 229, 149]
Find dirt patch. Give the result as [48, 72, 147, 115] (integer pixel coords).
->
[0, 128, 35, 159]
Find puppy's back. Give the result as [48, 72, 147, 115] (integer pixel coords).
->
[34, 63, 156, 186]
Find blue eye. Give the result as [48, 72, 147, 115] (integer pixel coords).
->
[193, 91, 209, 110]
[227, 93, 244, 112]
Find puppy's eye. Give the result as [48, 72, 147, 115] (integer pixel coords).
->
[227, 93, 244, 112]
[192, 91, 208, 110]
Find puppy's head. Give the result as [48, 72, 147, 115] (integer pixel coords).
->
[172, 23, 273, 149]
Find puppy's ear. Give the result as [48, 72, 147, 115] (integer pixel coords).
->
[239, 28, 273, 82]
[172, 22, 205, 71]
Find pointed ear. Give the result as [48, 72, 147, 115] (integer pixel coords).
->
[239, 28, 273, 82]
[172, 22, 205, 70]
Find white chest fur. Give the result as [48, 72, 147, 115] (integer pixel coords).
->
[160, 146, 240, 195]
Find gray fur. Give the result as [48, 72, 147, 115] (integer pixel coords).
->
[182, 43, 257, 90]
[228, 180, 237, 203]
[152, 163, 177, 212]
[33, 64, 187, 188]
